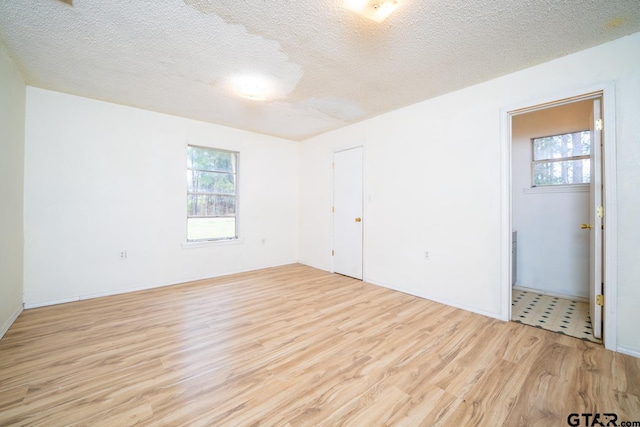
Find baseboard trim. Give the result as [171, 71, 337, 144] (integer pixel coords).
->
[617, 346, 640, 359]
[365, 277, 503, 321]
[24, 261, 298, 309]
[297, 260, 332, 273]
[25, 298, 78, 309]
[513, 285, 589, 303]
[296, 266, 503, 320]
[0, 305, 24, 339]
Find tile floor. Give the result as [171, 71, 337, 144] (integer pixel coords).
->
[511, 289, 601, 344]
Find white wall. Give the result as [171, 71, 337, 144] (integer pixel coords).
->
[23, 88, 299, 307]
[298, 32, 640, 354]
[0, 43, 25, 338]
[512, 101, 592, 298]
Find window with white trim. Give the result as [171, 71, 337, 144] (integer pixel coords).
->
[532, 130, 591, 186]
[187, 145, 238, 241]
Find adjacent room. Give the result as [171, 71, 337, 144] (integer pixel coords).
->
[510, 99, 600, 343]
[1, 0, 640, 425]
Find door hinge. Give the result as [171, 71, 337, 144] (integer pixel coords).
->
[596, 206, 604, 218]
[595, 119, 603, 131]
[332, 206, 335, 213]
[596, 294, 604, 306]
[332, 250, 334, 256]
[332, 162, 335, 169]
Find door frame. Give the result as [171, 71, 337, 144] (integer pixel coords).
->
[331, 145, 365, 279]
[500, 81, 617, 351]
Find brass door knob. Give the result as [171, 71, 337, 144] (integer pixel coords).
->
[581, 224, 592, 230]
[355, 217, 362, 222]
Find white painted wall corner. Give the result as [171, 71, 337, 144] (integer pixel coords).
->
[0, 305, 23, 340]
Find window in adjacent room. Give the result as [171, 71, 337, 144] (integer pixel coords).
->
[187, 145, 238, 241]
[531, 130, 591, 186]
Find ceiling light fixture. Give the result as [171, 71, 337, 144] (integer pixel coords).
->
[345, 0, 402, 23]
[230, 74, 272, 101]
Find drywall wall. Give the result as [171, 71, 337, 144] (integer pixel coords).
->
[23, 88, 299, 307]
[0, 43, 25, 338]
[298, 32, 640, 354]
[512, 101, 593, 298]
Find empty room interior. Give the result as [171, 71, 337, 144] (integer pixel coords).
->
[1, 1, 640, 425]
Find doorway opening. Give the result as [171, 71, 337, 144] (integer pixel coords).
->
[511, 99, 600, 343]
[501, 83, 618, 350]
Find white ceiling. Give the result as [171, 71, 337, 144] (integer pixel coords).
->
[1, 0, 639, 141]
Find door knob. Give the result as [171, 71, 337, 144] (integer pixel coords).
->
[581, 224, 592, 230]
[355, 217, 362, 222]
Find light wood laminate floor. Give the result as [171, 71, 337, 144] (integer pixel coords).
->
[1, 264, 639, 426]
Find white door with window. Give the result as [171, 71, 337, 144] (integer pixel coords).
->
[333, 147, 363, 280]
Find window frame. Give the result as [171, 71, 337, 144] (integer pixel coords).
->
[186, 144, 239, 243]
[530, 130, 591, 187]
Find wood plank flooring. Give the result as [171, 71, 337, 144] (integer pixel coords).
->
[0, 264, 638, 426]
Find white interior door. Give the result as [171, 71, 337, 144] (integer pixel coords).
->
[333, 147, 363, 279]
[589, 98, 603, 339]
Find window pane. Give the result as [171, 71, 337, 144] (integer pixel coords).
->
[187, 217, 236, 240]
[533, 159, 591, 186]
[533, 131, 590, 161]
[187, 194, 236, 216]
[187, 145, 238, 242]
[187, 146, 236, 173]
[187, 171, 236, 194]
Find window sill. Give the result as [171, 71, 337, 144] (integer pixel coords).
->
[523, 184, 589, 194]
[182, 238, 244, 249]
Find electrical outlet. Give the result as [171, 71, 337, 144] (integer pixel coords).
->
[424, 251, 430, 260]
[120, 251, 127, 260]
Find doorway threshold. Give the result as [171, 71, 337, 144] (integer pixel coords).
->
[511, 290, 601, 344]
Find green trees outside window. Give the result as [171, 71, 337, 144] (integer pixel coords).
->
[187, 146, 238, 241]
[532, 130, 591, 186]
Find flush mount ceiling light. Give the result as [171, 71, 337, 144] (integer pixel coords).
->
[230, 74, 273, 101]
[345, 0, 402, 22]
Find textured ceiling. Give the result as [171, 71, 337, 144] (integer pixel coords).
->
[1, 0, 639, 140]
